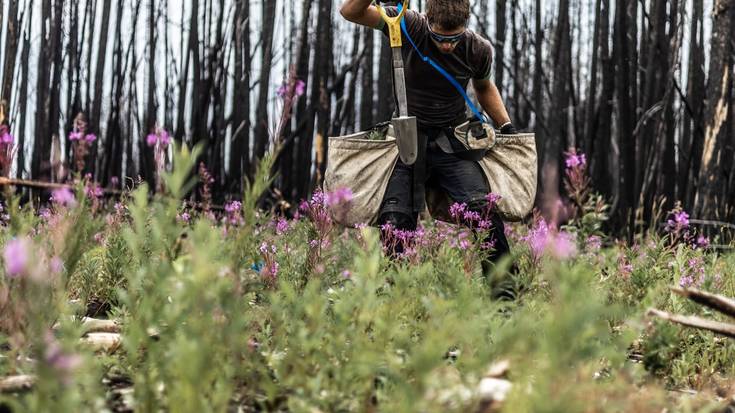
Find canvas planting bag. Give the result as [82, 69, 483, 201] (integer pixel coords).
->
[323, 126, 400, 227]
[325, 128, 537, 225]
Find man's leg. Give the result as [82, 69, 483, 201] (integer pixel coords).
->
[429, 148, 510, 263]
[377, 160, 419, 256]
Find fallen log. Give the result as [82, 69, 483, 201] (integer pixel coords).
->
[647, 308, 735, 339]
[81, 333, 122, 353]
[53, 317, 122, 335]
[0, 374, 35, 393]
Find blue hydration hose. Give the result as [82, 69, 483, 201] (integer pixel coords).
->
[396, 3, 489, 124]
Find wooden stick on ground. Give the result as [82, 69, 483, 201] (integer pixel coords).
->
[0, 177, 123, 195]
[0, 374, 36, 393]
[647, 308, 735, 339]
[671, 287, 735, 318]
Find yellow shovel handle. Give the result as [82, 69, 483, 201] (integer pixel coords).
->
[377, 3, 407, 48]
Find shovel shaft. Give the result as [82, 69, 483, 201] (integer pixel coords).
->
[392, 48, 408, 118]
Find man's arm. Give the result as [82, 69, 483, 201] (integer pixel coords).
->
[472, 79, 513, 130]
[340, 0, 382, 28]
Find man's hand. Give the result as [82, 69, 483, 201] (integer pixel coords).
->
[340, 0, 383, 28]
[499, 122, 517, 135]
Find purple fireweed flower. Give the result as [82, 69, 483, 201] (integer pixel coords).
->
[449, 202, 467, 220]
[84, 133, 97, 143]
[463, 210, 481, 223]
[325, 187, 353, 207]
[523, 218, 550, 260]
[3, 237, 30, 278]
[565, 151, 587, 169]
[551, 231, 577, 259]
[146, 134, 158, 147]
[69, 131, 83, 141]
[44, 331, 82, 385]
[50, 256, 64, 274]
[276, 218, 289, 235]
[679, 257, 706, 288]
[586, 235, 602, 252]
[485, 193, 502, 209]
[277, 78, 306, 98]
[224, 201, 242, 214]
[51, 187, 76, 207]
[0, 131, 13, 144]
[159, 129, 171, 146]
[84, 181, 104, 199]
[617, 256, 633, 280]
[177, 212, 191, 224]
[294, 80, 306, 97]
[696, 235, 710, 249]
[666, 209, 690, 232]
[39, 207, 52, 220]
[342, 269, 352, 279]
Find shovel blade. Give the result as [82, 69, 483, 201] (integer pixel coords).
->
[392, 116, 418, 165]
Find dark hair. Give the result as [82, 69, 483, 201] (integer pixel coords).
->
[426, 0, 470, 30]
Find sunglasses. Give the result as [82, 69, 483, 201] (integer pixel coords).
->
[427, 26, 465, 44]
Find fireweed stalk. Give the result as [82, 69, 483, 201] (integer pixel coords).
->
[563, 148, 591, 217]
[198, 162, 215, 221]
[69, 114, 97, 173]
[273, 68, 306, 146]
[0, 123, 15, 177]
[300, 188, 353, 273]
[146, 125, 171, 192]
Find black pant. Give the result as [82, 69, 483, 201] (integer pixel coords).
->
[378, 126, 510, 263]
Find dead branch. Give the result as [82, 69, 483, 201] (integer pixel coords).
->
[647, 308, 735, 339]
[671, 287, 735, 318]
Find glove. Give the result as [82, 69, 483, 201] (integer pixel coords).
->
[499, 122, 517, 135]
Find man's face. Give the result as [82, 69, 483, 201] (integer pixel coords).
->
[428, 24, 466, 54]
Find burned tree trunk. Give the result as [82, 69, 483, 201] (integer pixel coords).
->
[495, 0, 506, 93]
[360, 27, 375, 130]
[313, 0, 334, 186]
[680, 0, 706, 208]
[695, 0, 734, 219]
[613, 0, 638, 233]
[252, 0, 278, 169]
[229, 0, 251, 193]
[1, 0, 21, 106]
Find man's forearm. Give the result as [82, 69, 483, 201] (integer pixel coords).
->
[476, 82, 511, 127]
[340, 0, 375, 21]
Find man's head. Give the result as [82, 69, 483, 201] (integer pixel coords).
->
[425, 0, 470, 54]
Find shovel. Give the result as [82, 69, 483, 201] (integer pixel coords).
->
[377, 2, 418, 165]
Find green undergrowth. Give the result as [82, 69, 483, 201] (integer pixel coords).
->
[0, 145, 733, 412]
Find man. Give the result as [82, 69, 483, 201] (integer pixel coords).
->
[340, 0, 517, 265]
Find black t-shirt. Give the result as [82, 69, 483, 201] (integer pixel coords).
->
[376, 7, 493, 127]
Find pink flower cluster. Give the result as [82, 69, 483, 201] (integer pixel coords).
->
[224, 200, 243, 226]
[258, 241, 279, 284]
[146, 128, 171, 147]
[277, 79, 306, 99]
[44, 331, 82, 385]
[69, 131, 96, 142]
[521, 216, 577, 262]
[679, 256, 706, 288]
[3, 237, 64, 280]
[51, 187, 77, 208]
[0, 125, 13, 144]
[666, 210, 689, 232]
[3, 237, 30, 278]
[565, 151, 586, 169]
